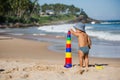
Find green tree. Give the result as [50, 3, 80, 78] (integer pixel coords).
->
[41, 4, 50, 12]
[0, 0, 11, 16]
[68, 5, 80, 15]
[80, 8, 88, 18]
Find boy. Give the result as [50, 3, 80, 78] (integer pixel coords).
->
[70, 22, 91, 74]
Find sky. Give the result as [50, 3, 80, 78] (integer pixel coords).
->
[38, 0, 120, 20]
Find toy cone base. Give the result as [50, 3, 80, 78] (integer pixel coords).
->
[64, 64, 72, 68]
[65, 58, 72, 64]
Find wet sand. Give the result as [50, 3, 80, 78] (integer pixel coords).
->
[0, 36, 120, 80]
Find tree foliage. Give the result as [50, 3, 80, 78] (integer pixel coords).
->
[0, 1, 83, 24]
[41, 3, 80, 15]
[80, 8, 88, 18]
[0, 0, 40, 23]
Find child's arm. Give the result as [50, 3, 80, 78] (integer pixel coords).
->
[70, 29, 79, 37]
[88, 36, 92, 49]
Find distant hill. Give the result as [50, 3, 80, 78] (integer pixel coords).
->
[69, 9, 100, 23]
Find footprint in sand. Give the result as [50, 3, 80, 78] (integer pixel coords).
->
[21, 74, 29, 79]
[0, 74, 12, 80]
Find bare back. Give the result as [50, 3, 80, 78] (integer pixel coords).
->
[77, 32, 89, 47]
[70, 29, 91, 48]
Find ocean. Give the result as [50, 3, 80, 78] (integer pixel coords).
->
[1, 20, 120, 58]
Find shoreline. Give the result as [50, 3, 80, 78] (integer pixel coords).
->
[0, 35, 120, 65]
[1, 32, 120, 58]
[0, 36, 120, 80]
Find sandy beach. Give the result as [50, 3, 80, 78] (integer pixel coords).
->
[0, 36, 120, 80]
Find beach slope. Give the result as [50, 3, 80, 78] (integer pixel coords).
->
[0, 36, 120, 80]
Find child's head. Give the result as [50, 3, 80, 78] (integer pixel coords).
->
[73, 22, 86, 32]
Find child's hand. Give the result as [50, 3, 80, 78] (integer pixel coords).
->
[70, 27, 76, 32]
[69, 28, 79, 37]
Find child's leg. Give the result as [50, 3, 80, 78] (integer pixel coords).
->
[85, 54, 89, 71]
[78, 50, 84, 69]
[83, 56, 86, 67]
[77, 50, 85, 74]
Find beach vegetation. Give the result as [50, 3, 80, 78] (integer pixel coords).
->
[0, 0, 98, 28]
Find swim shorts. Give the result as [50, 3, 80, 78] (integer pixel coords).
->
[79, 46, 89, 54]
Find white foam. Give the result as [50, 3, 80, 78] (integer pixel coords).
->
[101, 22, 120, 24]
[39, 34, 46, 36]
[33, 34, 38, 36]
[38, 24, 93, 33]
[38, 23, 120, 41]
[87, 30, 120, 41]
[86, 26, 93, 29]
[56, 36, 64, 38]
[33, 33, 46, 36]
[38, 24, 75, 33]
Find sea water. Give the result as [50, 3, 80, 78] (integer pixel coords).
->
[1, 20, 120, 58]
